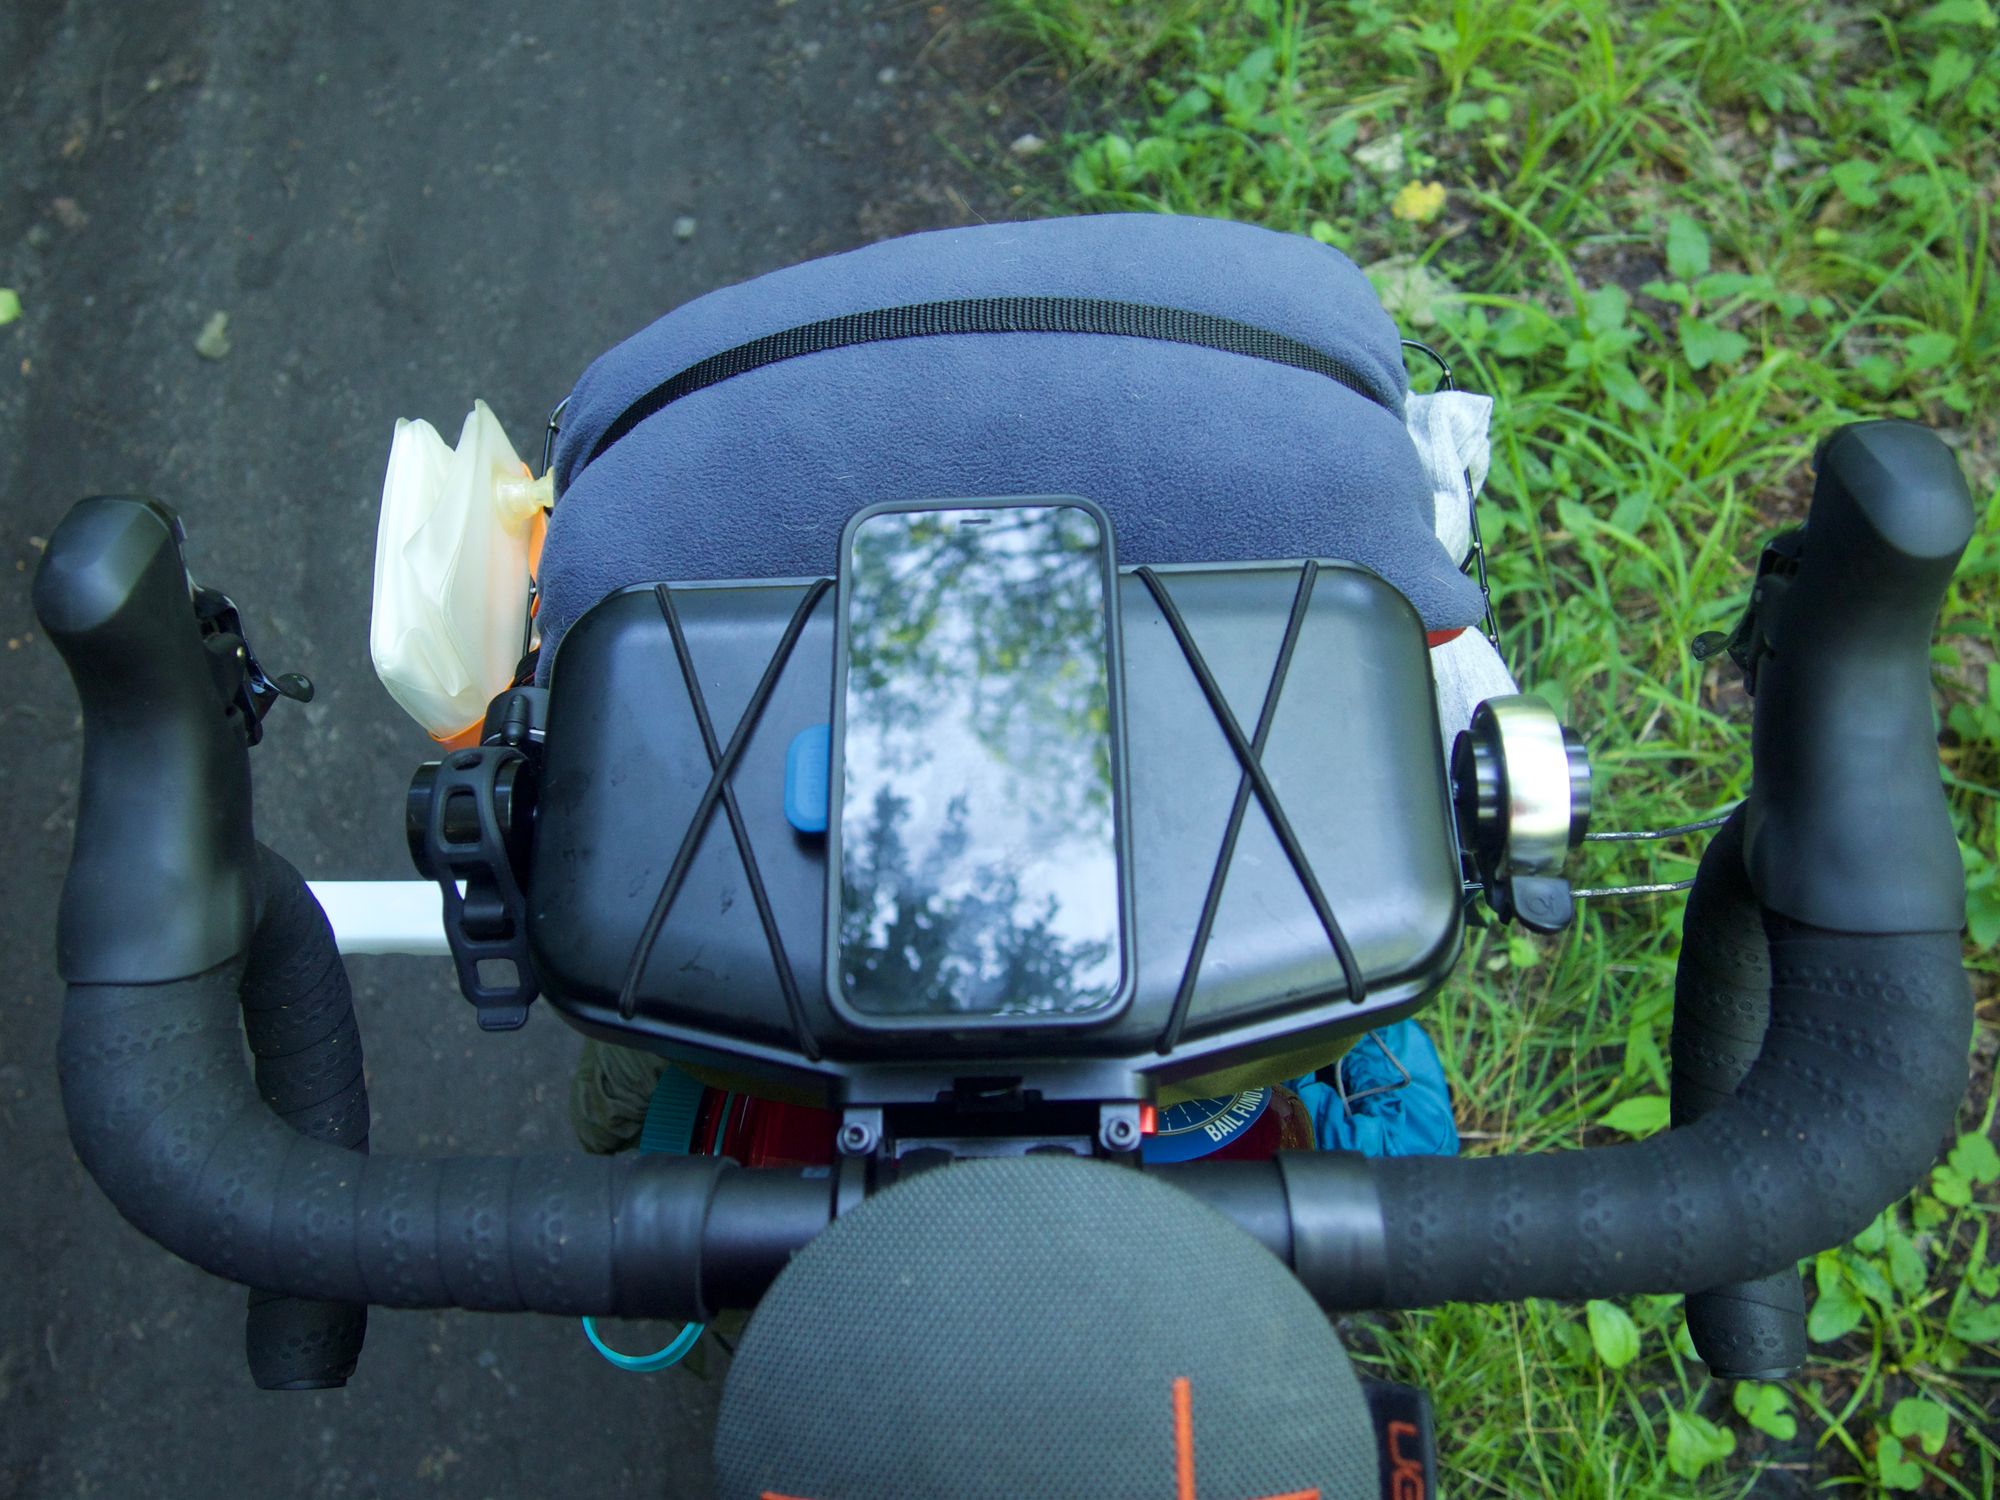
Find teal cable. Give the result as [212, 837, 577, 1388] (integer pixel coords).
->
[582, 1312, 704, 1373]
[580, 1082, 734, 1372]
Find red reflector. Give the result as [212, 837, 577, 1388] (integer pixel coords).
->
[1140, 1105, 1157, 1136]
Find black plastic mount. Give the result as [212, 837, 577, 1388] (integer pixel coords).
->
[408, 742, 539, 1030]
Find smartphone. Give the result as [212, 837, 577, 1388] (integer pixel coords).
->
[827, 498, 1132, 1026]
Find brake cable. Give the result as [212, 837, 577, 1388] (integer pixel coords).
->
[1571, 804, 1741, 900]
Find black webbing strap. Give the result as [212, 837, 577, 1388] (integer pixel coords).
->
[578, 296, 1393, 475]
[1137, 564, 1366, 1054]
[617, 579, 831, 1063]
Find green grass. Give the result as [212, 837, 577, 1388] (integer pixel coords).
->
[980, 0, 2000, 1491]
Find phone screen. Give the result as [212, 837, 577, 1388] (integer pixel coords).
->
[833, 502, 1126, 1020]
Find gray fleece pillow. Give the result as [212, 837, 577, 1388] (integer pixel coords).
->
[538, 213, 1486, 663]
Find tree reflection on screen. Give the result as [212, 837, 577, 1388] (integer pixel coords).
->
[837, 506, 1122, 1017]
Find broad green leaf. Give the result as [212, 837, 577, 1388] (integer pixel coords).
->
[1135, 136, 1184, 176]
[1732, 1381, 1798, 1441]
[1904, 330, 1958, 370]
[1971, 1257, 2000, 1298]
[1491, 310, 1551, 358]
[1876, 1433, 1924, 1491]
[1623, 1017, 1666, 1089]
[1807, 1279, 1867, 1342]
[1948, 1297, 2000, 1344]
[1598, 362, 1653, 412]
[1693, 271, 1757, 301]
[1638, 278, 1691, 309]
[1413, 22, 1460, 57]
[1556, 1317, 1593, 1365]
[1665, 1409, 1736, 1480]
[1887, 1233, 1928, 1296]
[0, 288, 18, 326]
[1830, 159, 1882, 207]
[1887, 168, 1939, 203]
[1681, 317, 1750, 371]
[1073, 134, 1140, 195]
[1890, 1397, 1950, 1456]
[1856, 353, 1902, 392]
[1600, 1095, 1670, 1138]
[1927, 45, 1976, 102]
[1608, 489, 1649, 533]
[1914, 0, 1995, 23]
[1590, 324, 1641, 358]
[1932, 1161, 1974, 1207]
[1232, 46, 1277, 84]
[1673, 1317, 1699, 1360]
[1853, 1210, 1889, 1254]
[1583, 283, 1630, 333]
[1586, 1299, 1641, 1369]
[1666, 214, 1711, 281]
[1847, 1255, 1894, 1308]
[1163, 87, 1212, 126]
[1947, 1131, 2000, 1184]
[1556, 498, 1599, 554]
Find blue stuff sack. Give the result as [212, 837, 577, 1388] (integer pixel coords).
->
[1288, 1018, 1459, 1157]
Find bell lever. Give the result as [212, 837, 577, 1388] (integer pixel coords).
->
[1690, 530, 1803, 694]
[191, 585, 314, 748]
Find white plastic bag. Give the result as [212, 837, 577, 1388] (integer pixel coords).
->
[370, 401, 549, 740]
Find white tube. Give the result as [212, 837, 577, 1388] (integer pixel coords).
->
[308, 881, 453, 956]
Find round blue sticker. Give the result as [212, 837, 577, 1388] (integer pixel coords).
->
[1141, 1088, 1271, 1164]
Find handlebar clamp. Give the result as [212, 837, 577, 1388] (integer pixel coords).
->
[408, 747, 540, 1029]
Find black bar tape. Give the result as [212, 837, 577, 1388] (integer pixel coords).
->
[1671, 814, 1807, 1379]
[57, 865, 733, 1322]
[1684, 1277, 1808, 1382]
[1156, 1160, 1294, 1265]
[1277, 1152, 1388, 1309]
[1670, 816, 1770, 1125]
[239, 846, 371, 1389]
[1332, 918, 1970, 1309]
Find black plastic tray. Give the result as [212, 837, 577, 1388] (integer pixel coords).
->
[527, 560, 1463, 1105]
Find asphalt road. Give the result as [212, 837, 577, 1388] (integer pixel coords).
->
[0, 4, 998, 1494]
